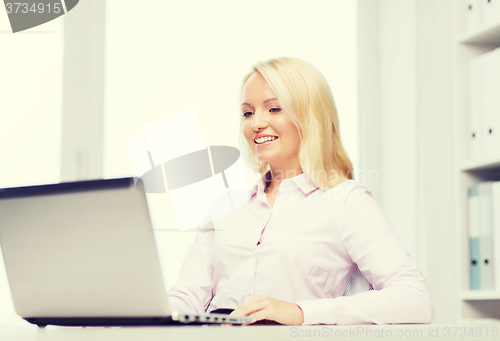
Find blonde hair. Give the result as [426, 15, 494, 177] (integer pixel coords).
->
[239, 57, 354, 189]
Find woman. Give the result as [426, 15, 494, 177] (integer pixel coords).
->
[167, 57, 435, 325]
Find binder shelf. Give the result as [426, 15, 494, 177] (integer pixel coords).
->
[461, 291, 500, 301]
[455, 0, 500, 322]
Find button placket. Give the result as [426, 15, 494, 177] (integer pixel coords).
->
[256, 211, 272, 246]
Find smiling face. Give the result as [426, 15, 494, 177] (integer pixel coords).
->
[242, 72, 301, 169]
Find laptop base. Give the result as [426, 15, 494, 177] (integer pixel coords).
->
[25, 314, 248, 327]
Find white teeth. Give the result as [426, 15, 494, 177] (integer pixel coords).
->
[255, 136, 277, 144]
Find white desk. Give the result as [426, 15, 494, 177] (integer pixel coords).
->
[2, 324, 500, 341]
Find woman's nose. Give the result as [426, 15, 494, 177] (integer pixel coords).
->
[250, 111, 267, 131]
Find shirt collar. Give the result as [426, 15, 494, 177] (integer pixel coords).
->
[250, 169, 320, 200]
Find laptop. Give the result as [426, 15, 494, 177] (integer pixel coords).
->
[0, 177, 251, 327]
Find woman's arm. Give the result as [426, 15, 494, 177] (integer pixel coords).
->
[295, 185, 435, 325]
[166, 219, 215, 314]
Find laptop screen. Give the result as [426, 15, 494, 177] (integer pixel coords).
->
[0, 178, 171, 318]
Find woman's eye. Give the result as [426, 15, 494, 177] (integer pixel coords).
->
[243, 111, 253, 117]
[270, 107, 282, 113]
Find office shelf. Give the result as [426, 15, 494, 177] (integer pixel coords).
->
[460, 158, 500, 172]
[461, 291, 500, 301]
[458, 21, 500, 45]
[453, 1, 500, 322]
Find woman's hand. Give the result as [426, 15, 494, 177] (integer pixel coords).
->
[229, 294, 304, 325]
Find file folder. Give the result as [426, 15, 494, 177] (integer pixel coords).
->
[478, 182, 494, 290]
[483, 0, 500, 27]
[483, 48, 500, 158]
[468, 185, 480, 290]
[467, 57, 483, 161]
[493, 181, 500, 290]
[464, 0, 481, 32]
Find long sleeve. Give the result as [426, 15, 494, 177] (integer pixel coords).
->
[166, 219, 215, 314]
[296, 185, 435, 325]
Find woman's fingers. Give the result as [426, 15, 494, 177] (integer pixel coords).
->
[230, 294, 268, 318]
[227, 294, 304, 325]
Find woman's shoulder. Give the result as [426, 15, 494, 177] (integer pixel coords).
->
[323, 179, 372, 198]
[313, 180, 375, 212]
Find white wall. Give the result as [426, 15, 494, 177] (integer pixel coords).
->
[359, 0, 419, 262]
[416, 0, 455, 324]
[103, 0, 359, 289]
[359, 0, 455, 323]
